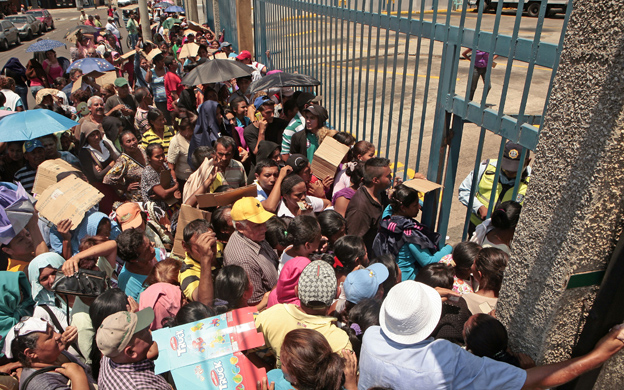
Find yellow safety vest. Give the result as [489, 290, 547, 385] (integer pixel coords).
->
[470, 160, 530, 226]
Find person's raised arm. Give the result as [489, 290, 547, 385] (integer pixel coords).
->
[27, 212, 48, 257]
[522, 325, 624, 390]
[262, 165, 292, 213]
[191, 231, 217, 306]
[62, 240, 117, 275]
[184, 166, 218, 207]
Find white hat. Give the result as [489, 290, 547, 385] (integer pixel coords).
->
[379, 281, 442, 345]
[2, 317, 49, 358]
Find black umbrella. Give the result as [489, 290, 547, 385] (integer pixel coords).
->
[181, 59, 252, 86]
[64, 25, 101, 39]
[248, 72, 321, 94]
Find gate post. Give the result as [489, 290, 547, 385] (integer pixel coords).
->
[496, 0, 624, 385]
[236, 0, 253, 53]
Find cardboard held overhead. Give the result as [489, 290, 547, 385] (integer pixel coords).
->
[172, 204, 211, 258]
[152, 308, 266, 388]
[146, 48, 163, 62]
[213, 52, 227, 60]
[120, 49, 136, 61]
[187, 21, 208, 33]
[196, 184, 257, 209]
[402, 178, 443, 194]
[178, 42, 199, 59]
[32, 159, 82, 197]
[35, 176, 104, 230]
[310, 136, 350, 181]
[95, 71, 118, 87]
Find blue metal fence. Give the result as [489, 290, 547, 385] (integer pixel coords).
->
[253, 0, 572, 241]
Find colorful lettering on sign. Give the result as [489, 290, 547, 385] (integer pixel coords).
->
[175, 330, 187, 357]
[211, 361, 229, 390]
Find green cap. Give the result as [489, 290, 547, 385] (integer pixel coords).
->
[114, 77, 129, 88]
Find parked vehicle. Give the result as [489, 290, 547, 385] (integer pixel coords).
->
[27, 9, 55, 32]
[6, 15, 41, 40]
[0, 20, 20, 50]
[482, 0, 569, 17]
[117, 0, 132, 6]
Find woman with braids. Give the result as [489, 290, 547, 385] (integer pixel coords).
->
[372, 184, 452, 281]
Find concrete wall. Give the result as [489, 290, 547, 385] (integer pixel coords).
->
[496, 0, 624, 386]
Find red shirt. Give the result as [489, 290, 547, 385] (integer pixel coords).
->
[164, 72, 183, 111]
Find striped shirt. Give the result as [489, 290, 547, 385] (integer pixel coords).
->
[98, 356, 170, 390]
[140, 125, 175, 155]
[13, 164, 37, 194]
[223, 231, 279, 305]
[281, 111, 305, 155]
[179, 253, 201, 301]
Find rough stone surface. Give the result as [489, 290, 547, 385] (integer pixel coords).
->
[496, 0, 624, 385]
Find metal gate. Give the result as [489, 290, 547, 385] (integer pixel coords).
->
[253, 0, 572, 242]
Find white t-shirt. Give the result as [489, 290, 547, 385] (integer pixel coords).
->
[278, 246, 294, 275]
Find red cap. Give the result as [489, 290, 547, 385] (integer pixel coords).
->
[236, 50, 252, 61]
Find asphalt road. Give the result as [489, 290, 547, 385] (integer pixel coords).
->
[0, 6, 133, 108]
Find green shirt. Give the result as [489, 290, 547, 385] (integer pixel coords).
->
[305, 131, 319, 162]
[126, 18, 138, 34]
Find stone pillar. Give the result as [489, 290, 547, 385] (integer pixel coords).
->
[496, 0, 624, 387]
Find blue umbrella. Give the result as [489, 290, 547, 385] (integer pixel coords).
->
[0, 109, 79, 142]
[26, 39, 66, 53]
[66, 58, 115, 74]
[164, 5, 184, 13]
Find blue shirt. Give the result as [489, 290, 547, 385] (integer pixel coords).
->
[358, 326, 527, 390]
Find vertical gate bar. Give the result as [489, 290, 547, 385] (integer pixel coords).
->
[461, 126, 487, 241]
[494, 0, 526, 119]
[338, 0, 346, 130]
[342, 0, 352, 132]
[462, 0, 483, 108]
[361, 0, 375, 142]
[415, 0, 440, 172]
[306, 0, 312, 77]
[437, 113, 464, 244]
[540, 2, 572, 131]
[294, 1, 301, 73]
[332, 5, 339, 129]
[376, 0, 395, 156]
[422, 0, 457, 229]
[368, 0, 384, 145]
[385, 0, 404, 167]
[447, 0, 470, 95]
[326, 0, 333, 124]
[476, 0, 504, 110]
[513, 1, 547, 141]
[408, 0, 430, 173]
[321, 0, 328, 113]
[348, 0, 357, 136]
[394, 0, 415, 179]
[355, 0, 369, 140]
[511, 146, 528, 201]
[485, 137, 507, 220]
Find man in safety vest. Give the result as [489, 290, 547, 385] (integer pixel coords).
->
[458, 141, 531, 236]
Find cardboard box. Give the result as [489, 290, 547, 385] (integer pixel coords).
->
[146, 48, 163, 62]
[32, 159, 81, 197]
[152, 308, 266, 389]
[311, 136, 350, 181]
[196, 184, 257, 209]
[172, 204, 210, 258]
[402, 178, 443, 194]
[178, 43, 199, 59]
[95, 71, 118, 88]
[35, 176, 104, 230]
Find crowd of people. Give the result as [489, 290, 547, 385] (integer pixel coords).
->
[0, 4, 621, 390]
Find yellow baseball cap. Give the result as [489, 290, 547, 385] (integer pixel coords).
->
[231, 197, 274, 224]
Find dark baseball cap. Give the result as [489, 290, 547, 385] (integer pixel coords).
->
[500, 142, 526, 172]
